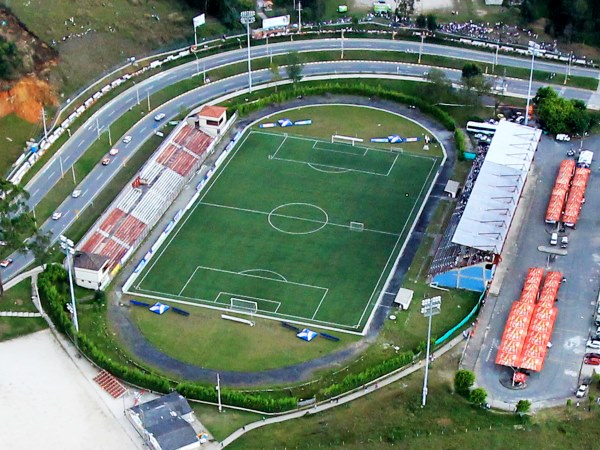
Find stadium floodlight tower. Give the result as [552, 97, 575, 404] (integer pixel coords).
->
[59, 235, 79, 333]
[420, 296, 441, 407]
[240, 10, 256, 93]
[525, 41, 541, 126]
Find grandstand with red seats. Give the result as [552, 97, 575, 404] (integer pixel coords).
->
[75, 109, 229, 285]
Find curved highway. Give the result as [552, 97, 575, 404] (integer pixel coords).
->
[3, 38, 599, 281]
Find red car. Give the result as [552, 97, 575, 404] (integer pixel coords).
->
[584, 356, 600, 365]
[0, 258, 13, 268]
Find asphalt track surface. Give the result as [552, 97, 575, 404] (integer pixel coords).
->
[3, 38, 599, 282]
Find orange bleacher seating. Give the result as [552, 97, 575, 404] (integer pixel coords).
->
[99, 209, 126, 234]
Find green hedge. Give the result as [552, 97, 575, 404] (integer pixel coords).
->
[37, 265, 296, 412]
[231, 81, 457, 132]
[319, 351, 414, 399]
[454, 129, 467, 161]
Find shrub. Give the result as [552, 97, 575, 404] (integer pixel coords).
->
[454, 369, 475, 395]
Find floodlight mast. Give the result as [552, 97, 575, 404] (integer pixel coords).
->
[59, 234, 79, 334]
[240, 11, 256, 93]
[421, 296, 441, 407]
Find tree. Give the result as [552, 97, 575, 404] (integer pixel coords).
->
[469, 388, 488, 405]
[416, 14, 427, 29]
[534, 86, 594, 135]
[462, 63, 482, 80]
[29, 231, 52, 264]
[426, 14, 437, 31]
[454, 370, 475, 394]
[423, 68, 452, 101]
[285, 52, 304, 86]
[0, 178, 36, 254]
[516, 399, 532, 414]
[269, 62, 282, 91]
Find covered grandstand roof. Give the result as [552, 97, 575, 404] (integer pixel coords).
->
[451, 122, 541, 254]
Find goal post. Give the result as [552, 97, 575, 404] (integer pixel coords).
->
[230, 298, 258, 314]
[349, 221, 364, 232]
[331, 134, 364, 146]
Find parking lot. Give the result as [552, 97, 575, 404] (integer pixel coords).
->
[466, 133, 600, 406]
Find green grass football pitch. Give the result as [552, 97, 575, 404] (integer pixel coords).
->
[130, 130, 440, 333]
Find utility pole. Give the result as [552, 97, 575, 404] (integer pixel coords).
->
[41, 107, 48, 141]
[147, 91, 151, 111]
[297, 1, 302, 33]
[525, 41, 540, 127]
[341, 28, 345, 59]
[136, 87, 140, 105]
[240, 11, 256, 93]
[493, 44, 499, 73]
[60, 236, 79, 341]
[216, 374, 223, 413]
[418, 33, 425, 64]
[96, 117, 100, 138]
[564, 51, 572, 85]
[108, 125, 112, 146]
[420, 296, 441, 407]
[59, 156, 64, 178]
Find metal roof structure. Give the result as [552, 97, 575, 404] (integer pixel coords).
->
[452, 121, 541, 254]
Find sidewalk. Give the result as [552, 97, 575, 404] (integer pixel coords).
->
[219, 333, 466, 448]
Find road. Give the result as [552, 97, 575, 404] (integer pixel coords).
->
[2, 38, 599, 281]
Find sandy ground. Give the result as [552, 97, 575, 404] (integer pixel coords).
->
[354, 0, 454, 12]
[0, 330, 143, 450]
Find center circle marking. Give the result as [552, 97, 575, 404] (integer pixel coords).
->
[267, 203, 329, 235]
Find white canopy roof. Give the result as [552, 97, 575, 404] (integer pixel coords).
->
[452, 122, 541, 254]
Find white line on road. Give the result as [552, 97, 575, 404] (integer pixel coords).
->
[31, 189, 40, 197]
[140, 126, 147, 133]
[78, 141, 84, 148]
[49, 171, 56, 178]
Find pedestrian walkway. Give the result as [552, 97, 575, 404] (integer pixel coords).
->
[219, 333, 466, 448]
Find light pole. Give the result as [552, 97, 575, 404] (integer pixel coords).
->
[525, 41, 540, 127]
[59, 235, 79, 334]
[418, 32, 425, 64]
[564, 51, 573, 85]
[240, 11, 256, 93]
[216, 373, 223, 413]
[420, 295, 441, 407]
[341, 28, 345, 59]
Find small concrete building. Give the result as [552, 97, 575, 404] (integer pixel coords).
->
[193, 105, 228, 137]
[393, 288, 414, 311]
[72, 252, 110, 290]
[126, 392, 201, 450]
[444, 180, 461, 198]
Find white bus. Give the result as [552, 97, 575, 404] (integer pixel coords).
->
[466, 121, 497, 136]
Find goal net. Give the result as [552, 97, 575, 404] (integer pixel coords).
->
[349, 222, 364, 232]
[230, 298, 258, 314]
[331, 134, 364, 146]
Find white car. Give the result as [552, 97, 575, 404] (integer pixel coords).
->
[575, 384, 588, 398]
[122, 135, 132, 144]
[556, 134, 571, 142]
[109, 148, 119, 156]
[71, 190, 82, 198]
[586, 340, 600, 350]
[0, 258, 12, 268]
[0, 240, 6, 246]
[52, 212, 62, 220]
[154, 113, 166, 121]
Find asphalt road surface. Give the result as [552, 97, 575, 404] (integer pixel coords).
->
[3, 39, 599, 282]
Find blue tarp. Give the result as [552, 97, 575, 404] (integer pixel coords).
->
[296, 328, 318, 342]
[149, 302, 170, 315]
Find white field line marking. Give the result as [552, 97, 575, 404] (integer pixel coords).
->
[272, 155, 391, 177]
[307, 163, 351, 174]
[238, 269, 288, 281]
[131, 287, 354, 330]
[215, 291, 282, 311]
[255, 130, 386, 155]
[312, 141, 368, 157]
[271, 134, 288, 159]
[199, 201, 400, 236]
[135, 131, 254, 287]
[195, 265, 328, 292]
[385, 153, 399, 176]
[178, 266, 200, 296]
[355, 158, 438, 328]
[311, 289, 329, 320]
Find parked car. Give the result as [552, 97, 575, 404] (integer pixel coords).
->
[51, 212, 62, 220]
[556, 134, 571, 142]
[560, 236, 568, 248]
[567, 149, 575, 157]
[154, 113, 166, 121]
[0, 258, 13, 268]
[584, 356, 600, 365]
[550, 232, 558, 245]
[71, 190, 82, 198]
[109, 148, 119, 156]
[587, 339, 600, 349]
[122, 135, 132, 144]
[576, 384, 588, 398]
[102, 158, 111, 166]
[584, 352, 600, 359]
[0, 240, 7, 246]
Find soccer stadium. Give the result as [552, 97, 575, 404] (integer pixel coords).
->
[123, 106, 442, 334]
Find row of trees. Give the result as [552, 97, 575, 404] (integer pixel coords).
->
[521, 0, 600, 47]
[455, 370, 532, 413]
